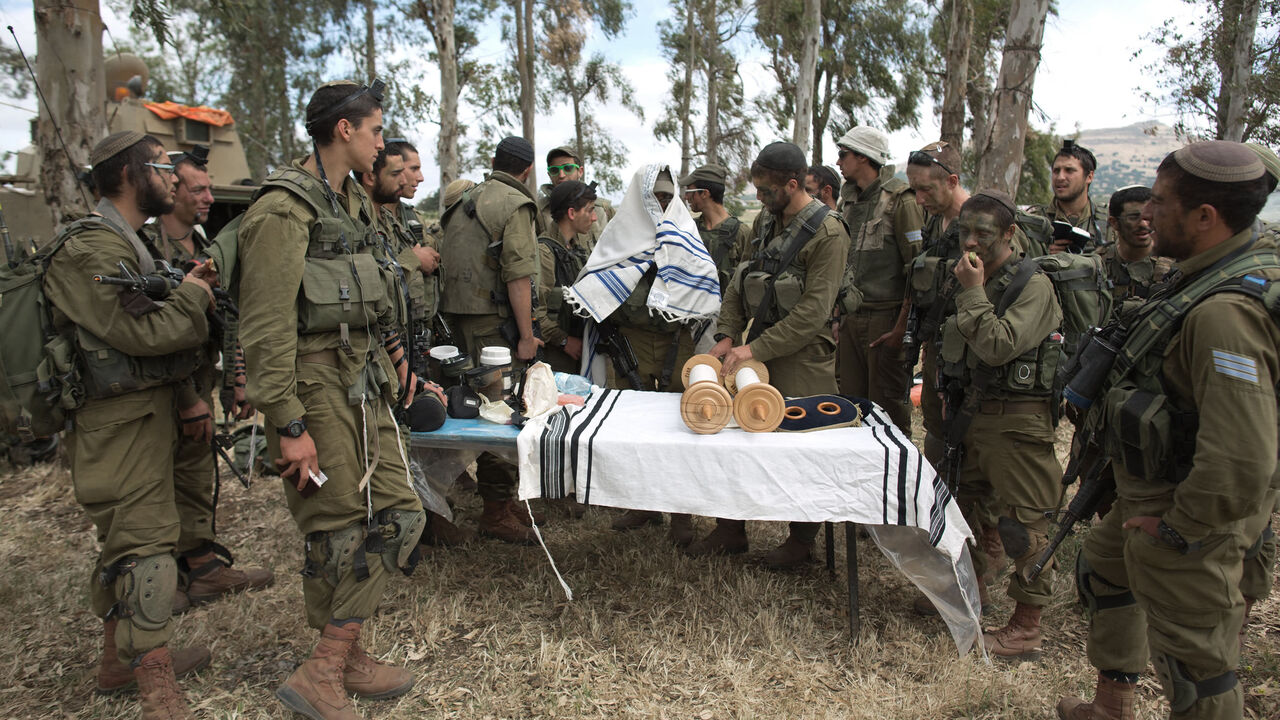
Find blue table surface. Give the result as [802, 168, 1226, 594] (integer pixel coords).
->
[409, 417, 521, 448]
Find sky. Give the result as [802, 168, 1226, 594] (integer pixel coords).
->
[0, 0, 1207, 200]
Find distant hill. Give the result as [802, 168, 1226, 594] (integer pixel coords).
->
[1076, 121, 1183, 197]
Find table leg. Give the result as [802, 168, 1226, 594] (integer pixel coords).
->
[846, 522, 860, 641]
[824, 521, 835, 579]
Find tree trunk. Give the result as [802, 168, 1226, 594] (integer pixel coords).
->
[433, 0, 460, 198]
[33, 0, 103, 228]
[811, 66, 834, 164]
[703, 0, 720, 164]
[364, 0, 376, 80]
[678, 0, 696, 177]
[513, 0, 537, 191]
[792, 0, 820, 152]
[966, 27, 994, 161]
[940, 0, 972, 153]
[1219, 0, 1259, 142]
[975, 0, 1049, 197]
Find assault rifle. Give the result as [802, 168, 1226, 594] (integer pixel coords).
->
[1025, 429, 1114, 582]
[595, 320, 645, 391]
[901, 304, 921, 368]
[94, 260, 239, 324]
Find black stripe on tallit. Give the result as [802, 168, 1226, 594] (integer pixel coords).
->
[869, 425, 893, 524]
[567, 389, 617, 485]
[539, 408, 571, 499]
[928, 473, 951, 547]
[879, 424, 913, 527]
[580, 390, 624, 505]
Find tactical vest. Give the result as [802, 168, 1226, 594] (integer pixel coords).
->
[738, 202, 831, 328]
[844, 175, 915, 308]
[699, 215, 744, 291]
[1092, 242, 1280, 485]
[939, 258, 1064, 399]
[439, 174, 535, 316]
[56, 217, 204, 401]
[1028, 198, 1110, 252]
[1098, 244, 1171, 303]
[256, 167, 391, 341]
[538, 233, 589, 337]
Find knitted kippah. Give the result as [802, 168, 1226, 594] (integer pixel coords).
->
[1172, 141, 1264, 183]
[90, 131, 147, 167]
[496, 136, 535, 164]
[755, 142, 807, 172]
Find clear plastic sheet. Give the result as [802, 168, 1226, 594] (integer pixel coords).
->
[866, 524, 985, 658]
[408, 446, 516, 521]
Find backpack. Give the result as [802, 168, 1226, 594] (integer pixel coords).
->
[0, 220, 106, 440]
[1029, 252, 1113, 359]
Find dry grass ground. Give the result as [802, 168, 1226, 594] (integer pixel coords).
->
[0, 413, 1276, 720]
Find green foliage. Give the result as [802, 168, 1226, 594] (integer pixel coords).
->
[756, 0, 929, 162]
[1136, 0, 1280, 145]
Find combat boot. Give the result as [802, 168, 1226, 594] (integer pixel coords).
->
[685, 519, 748, 556]
[478, 499, 536, 545]
[97, 618, 211, 694]
[611, 509, 662, 531]
[667, 514, 694, 547]
[764, 522, 818, 570]
[982, 601, 1042, 661]
[1056, 672, 1136, 720]
[132, 647, 195, 720]
[505, 499, 545, 527]
[419, 511, 474, 547]
[276, 622, 362, 720]
[170, 588, 191, 616]
[183, 549, 275, 605]
[343, 625, 416, 700]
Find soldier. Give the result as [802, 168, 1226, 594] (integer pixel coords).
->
[603, 168, 699, 545]
[237, 80, 426, 719]
[834, 125, 923, 435]
[1099, 185, 1172, 313]
[141, 148, 274, 614]
[679, 163, 753, 292]
[439, 136, 545, 545]
[537, 145, 611, 239]
[1027, 139, 1110, 252]
[44, 131, 218, 717]
[689, 141, 851, 568]
[1056, 142, 1279, 720]
[938, 190, 1064, 660]
[536, 180, 596, 374]
[805, 164, 840, 211]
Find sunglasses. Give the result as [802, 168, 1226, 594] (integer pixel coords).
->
[145, 162, 176, 175]
[909, 141, 954, 176]
[548, 163, 582, 176]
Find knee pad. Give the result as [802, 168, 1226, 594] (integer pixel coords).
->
[997, 516, 1031, 559]
[376, 508, 426, 576]
[111, 554, 177, 633]
[1152, 653, 1237, 715]
[303, 524, 366, 587]
[1074, 552, 1135, 613]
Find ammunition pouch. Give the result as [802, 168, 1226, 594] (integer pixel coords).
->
[836, 266, 862, 315]
[1101, 382, 1196, 484]
[909, 254, 944, 310]
[296, 253, 387, 336]
[75, 326, 200, 400]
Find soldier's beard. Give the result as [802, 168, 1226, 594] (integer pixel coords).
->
[139, 182, 176, 218]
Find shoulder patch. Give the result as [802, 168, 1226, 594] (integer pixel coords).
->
[1211, 348, 1259, 384]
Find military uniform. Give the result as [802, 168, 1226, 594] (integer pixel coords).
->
[1026, 196, 1110, 252]
[696, 213, 753, 293]
[940, 254, 1064, 618]
[439, 170, 539, 505]
[44, 198, 211, 663]
[838, 167, 923, 433]
[1096, 242, 1172, 314]
[535, 223, 591, 374]
[537, 182, 611, 242]
[237, 160, 423, 630]
[1071, 228, 1280, 719]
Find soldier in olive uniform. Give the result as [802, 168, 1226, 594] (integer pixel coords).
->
[141, 149, 275, 613]
[805, 164, 841, 211]
[537, 145, 611, 240]
[604, 168, 701, 543]
[1027, 140, 1110, 253]
[536, 180, 596, 374]
[45, 131, 218, 717]
[1057, 142, 1280, 720]
[237, 81, 425, 719]
[439, 136, 545, 545]
[1097, 185, 1172, 314]
[939, 190, 1064, 660]
[679, 163, 753, 293]
[834, 125, 923, 435]
[689, 142, 851, 568]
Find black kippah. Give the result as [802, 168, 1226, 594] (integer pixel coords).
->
[549, 180, 591, 219]
[755, 141, 807, 172]
[496, 136, 535, 165]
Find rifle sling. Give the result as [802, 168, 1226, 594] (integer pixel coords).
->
[745, 205, 830, 344]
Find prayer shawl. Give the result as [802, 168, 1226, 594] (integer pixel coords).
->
[564, 164, 722, 383]
[516, 389, 984, 656]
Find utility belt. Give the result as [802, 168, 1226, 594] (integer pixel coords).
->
[978, 398, 1051, 415]
[939, 318, 1063, 398]
[75, 326, 201, 401]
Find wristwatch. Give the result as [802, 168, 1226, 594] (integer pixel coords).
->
[282, 418, 307, 438]
[713, 333, 731, 344]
